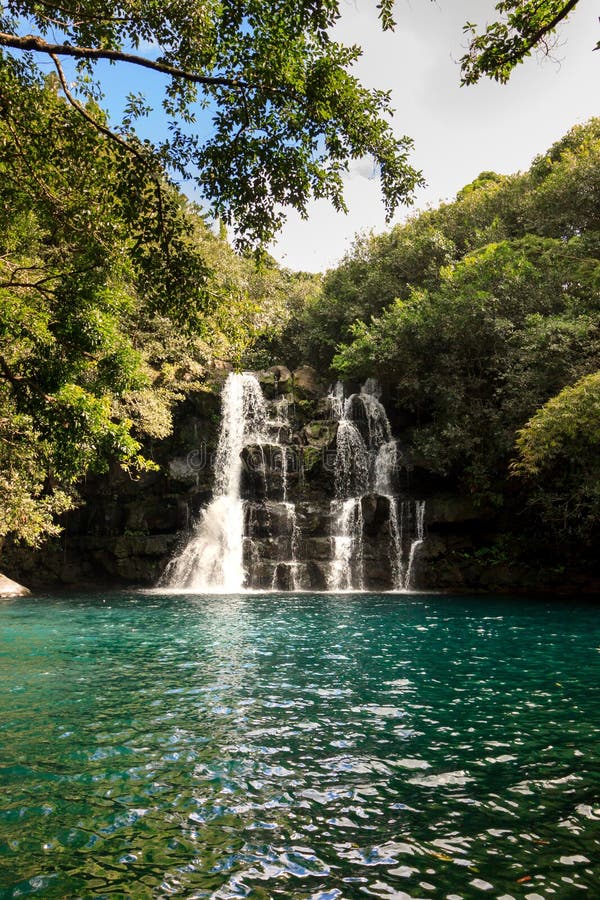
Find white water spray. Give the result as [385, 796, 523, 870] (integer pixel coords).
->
[160, 373, 266, 591]
[328, 379, 425, 591]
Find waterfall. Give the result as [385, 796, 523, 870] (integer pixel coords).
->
[335, 419, 370, 498]
[159, 371, 425, 593]
[328, 379, 425, 592]
[270, 500, 301, 591]
[327, 384, 369, 591]
[159, 373, 266, 592]
[404, 500, 425, 590]
[356, 386, 392, 454]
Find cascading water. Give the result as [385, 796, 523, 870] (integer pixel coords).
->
[405, 499, 425, 589]
[328, 379, 425, 591]
[160, 371, 425, 593]
[329, 498, 365, 591]
[160, 373, 266, 591]
[328, 390, 369, 591]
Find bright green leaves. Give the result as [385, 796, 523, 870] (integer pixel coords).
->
[334, 233, 600, 487]
[513, 372, 600, 536]
[461, 0, 582, 85]
[0, 67, 206, 544]
[327, 120, 600, 522]
[515, 372, 600, 474]
[1, 1, 423, 248]
[197, 22, 422, 247]
[48, 385, 141, 480]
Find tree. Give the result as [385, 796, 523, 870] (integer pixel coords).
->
[0, 0, 423, 248]
[513, 372, 600, 540]
[325, 119, 600, 547]
[0, 2, 592, 253]
[0, 64, 281, 547]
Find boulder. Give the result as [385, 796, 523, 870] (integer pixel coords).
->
[257, 366, 293, 399]
[267, 365, 293, 395]
[293, 366, 327, 400]
[301, 421, 337, 447]
[0, 573, 30, 597]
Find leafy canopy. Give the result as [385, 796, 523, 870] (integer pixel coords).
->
[0, 63, 307, 546]
[461, 1, 589, 84]
[1, 2, 591, 250]
[513, 372, 600, 538]
[0, 0, 423, 248]
[285, 119, 600, 546]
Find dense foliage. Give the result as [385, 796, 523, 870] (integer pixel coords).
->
[0, 64, 311, 546]
[513, 372, 600, 538]
[274, 120, 600, 550]
[0, 2, 590, 247]
[0, 0, 596, 562]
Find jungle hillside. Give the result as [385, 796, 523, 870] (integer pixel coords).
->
[0, 0, 598, 590]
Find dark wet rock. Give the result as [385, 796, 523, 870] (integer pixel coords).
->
[361, 494, 391, 532]
[306, 561, 328, 590]
[241, 443, 293, 500]
[301, 420, 337, 447]
[295, 503, 334, 536]
[245, 501, 295, 539]
[300, 536, 333, 562]
[269, 561, 310, 591]
[425, 494, 492, 525]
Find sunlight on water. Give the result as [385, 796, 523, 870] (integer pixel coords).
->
[0, 592, 599, 898]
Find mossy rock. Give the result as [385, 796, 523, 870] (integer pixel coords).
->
[302, 445, 322, 472]
[302, 421, 337, 446]
[257, 366, 293, 399]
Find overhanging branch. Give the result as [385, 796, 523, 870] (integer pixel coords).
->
[510, 0, 580, 60]
[0, 31, 249, 90]
[50, 51, 148, 164]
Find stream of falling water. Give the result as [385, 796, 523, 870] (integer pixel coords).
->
[159, 373, 266, 591]
[328, 380, 425, 591]
[160, 373, 425, 592]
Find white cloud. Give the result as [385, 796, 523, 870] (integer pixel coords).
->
[271, 0, 600, 272]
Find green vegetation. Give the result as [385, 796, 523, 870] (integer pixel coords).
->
[0, 0, 424, 248]
[514, 372, 600, 538]
[460, 1, 590, 85]
[0, 1, 597, 574]
[272, 120, 600, 557]
[0, 64, 314, 546]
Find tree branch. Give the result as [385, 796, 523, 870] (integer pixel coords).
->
[2, 117, 66, 210]
[0, 31, 249, 90]
[462, 0, 582, 82]
[512, 0, 580, 59]
[0, 354, 56, 403]
[50, 52, 148, 164]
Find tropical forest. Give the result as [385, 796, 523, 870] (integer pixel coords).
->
[0, 2, 599, 898]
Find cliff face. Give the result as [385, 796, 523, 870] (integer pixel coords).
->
[4, 366, 598, 595]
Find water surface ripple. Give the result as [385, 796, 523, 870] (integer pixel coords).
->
[0, 592, 599, 898]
